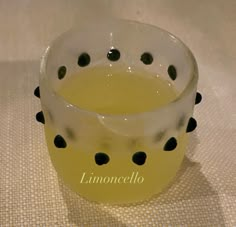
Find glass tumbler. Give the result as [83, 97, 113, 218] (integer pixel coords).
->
[36, 19, 200, 204]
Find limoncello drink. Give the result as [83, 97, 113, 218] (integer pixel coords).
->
[44, 65, 187, 204]
[58, 65, 176, 114]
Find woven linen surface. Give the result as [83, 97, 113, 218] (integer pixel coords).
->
[0, 0, 236, 226]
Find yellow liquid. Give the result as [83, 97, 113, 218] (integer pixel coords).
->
[57, 65, 176, 114]
[44, 65, 187, 204]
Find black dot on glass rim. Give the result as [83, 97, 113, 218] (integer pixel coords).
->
[140, 52, 153, 65]
[168, 65, 177, 80]
[132, 151, 147, 165]
[195, 92, 202, 105]
[95, 152, 110, 165]
[34, 86, 40, 98]
[78, 53, 91, 67]
[164, 137, 177, 151]
[58, 66, 67, 80]
[65, 127, 75, 140]
[107, 48, 120, 61]
[186, 117, 197, 133]
[36, 111, 45, 124]
[54, 135, 67, 148]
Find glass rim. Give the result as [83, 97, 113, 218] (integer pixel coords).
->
[40, 19, 198, 118]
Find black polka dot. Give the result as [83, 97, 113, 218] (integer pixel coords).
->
[132, 151, 147, 165]
[168, 65, 177, 80]
[107, 48, 120, 61]
[36, 111, 45, 124]
[140, 52, 153, 65]
[195, 92, 202, 105]
[78, 53, 90, 67]
[54, 135, 67, 148]
[34, 86, 40, 98]
[177, 115, 186, 129]
[164, 137, 177, 151]
[153, 131, 166, 142]
[95, 152, 110, 165]
[186, 117, 197, 133]
[58, 66, 67, 80]
[65, 127, 75, 140]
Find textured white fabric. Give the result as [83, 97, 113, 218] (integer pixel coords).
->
[0, 0, 236, 226]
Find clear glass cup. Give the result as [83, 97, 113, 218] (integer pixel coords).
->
[38, 19, 199, 204]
